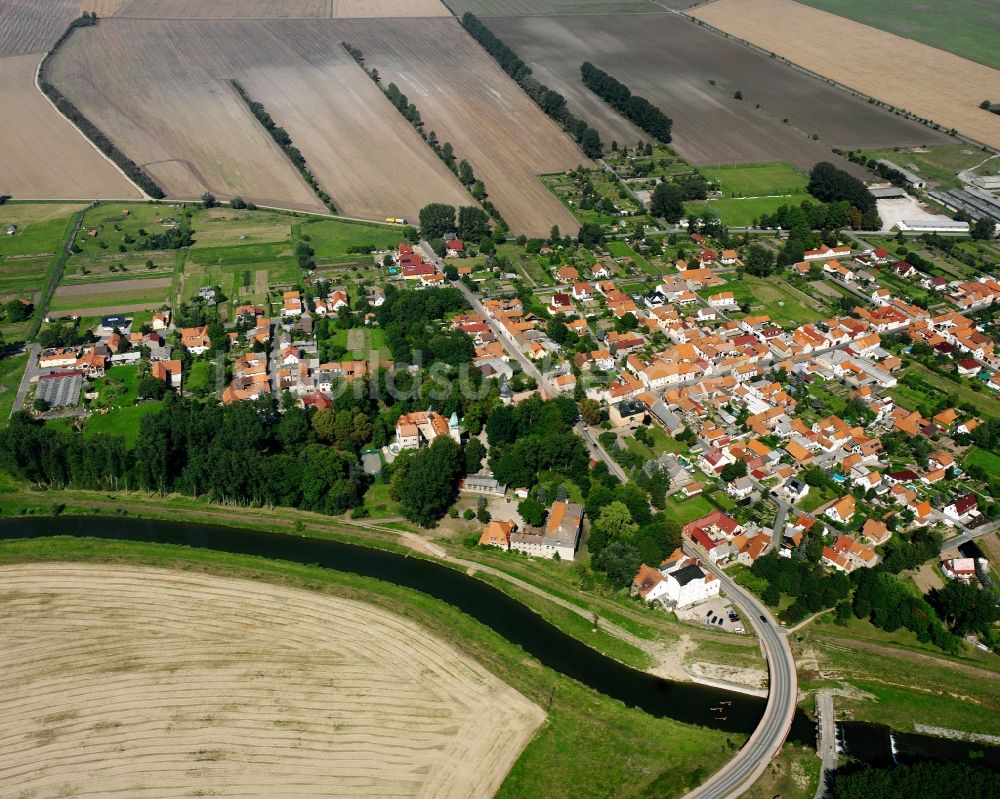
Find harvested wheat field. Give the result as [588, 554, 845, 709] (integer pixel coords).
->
[116, 0, 335, 18]
[488, 13, 944, 171]
[335, 17, 585, 236]
[0, 0, 79, 56]
[691, 0, 1000, 150]
[0, 54, 141, 200]
[0, 563, 545, 798]
[48, 19, 471, 221]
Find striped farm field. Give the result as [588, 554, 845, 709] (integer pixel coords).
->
[0, 563, 544, 799]
[690, 0, 1000, 150]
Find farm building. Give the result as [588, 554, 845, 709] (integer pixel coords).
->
[897, 219, 970, 233]
[876, 160, 925, 189]
[35, 372, 83, 409]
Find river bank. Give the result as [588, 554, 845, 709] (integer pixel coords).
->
[0, 479, 768, 689]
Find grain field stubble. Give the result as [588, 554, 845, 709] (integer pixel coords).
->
[0, 563, 545, 799]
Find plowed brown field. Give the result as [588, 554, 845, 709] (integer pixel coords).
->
[117, 0, 334, 18]
[46, 16, 575, 232]
[0, 563, 544, 798]
[690, 0, 1000, 150]
[336, 17, 585, 236]
[487, 12, 947, 172]
[0, 0, 78, 56]
[49, 22, 327, 211]
[0, 53, 141, 200]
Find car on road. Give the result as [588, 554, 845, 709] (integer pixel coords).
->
[759, 615, 768, 623]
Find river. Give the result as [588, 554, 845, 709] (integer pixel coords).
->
[0, 515, 996, 770]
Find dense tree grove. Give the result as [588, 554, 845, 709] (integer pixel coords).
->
[418, 204, 457, 239]
[807, 162, 879, 224]
[751, 551, 852, 623]
[461, 14, 603, 158]
[374, 285, 472, 366]
[580, 62, 672, 143]
[486, 396, 588, 489]
[829, 761, 1000, 799]
[390, 437, 463, 527]
[0, 402, 366, 513]
[649, 181, 685, 222]
[853, 569, 959, 652]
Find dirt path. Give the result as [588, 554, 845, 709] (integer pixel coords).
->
[0, 563, 544, 799]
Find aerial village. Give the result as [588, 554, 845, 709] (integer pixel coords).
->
[16, 209, 1000, 631]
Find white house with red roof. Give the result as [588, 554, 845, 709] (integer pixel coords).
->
[944, 494, 979, 523]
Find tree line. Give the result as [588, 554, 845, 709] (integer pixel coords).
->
[229, 80, 336, 213]
[460, 14, 603, 160]
[342, 42, 506, 228]
[580, 62, 672, 143]
[39, 15, 164, 198]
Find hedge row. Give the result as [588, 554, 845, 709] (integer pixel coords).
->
[229, 80, 337, 214]
[39, 14, 165, 199]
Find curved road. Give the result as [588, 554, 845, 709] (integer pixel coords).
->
[453, 274, 798, 797]
[683, 545, 798, 799]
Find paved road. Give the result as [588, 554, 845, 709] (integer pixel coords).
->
[814, 691, 837, 799]
[683, 542, 798, 799]
[455, 277, 799, 798]
[449, 276, 560, 398]
[577, 422, 628, 482]
[767, 498, 791, 554]
[269, 320, 280, 395]
[941, 518, 1000, 552]
[10, 343, 40, 416]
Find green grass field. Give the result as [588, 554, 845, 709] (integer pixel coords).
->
[701, 163, 808, 198]
[685, 194, 812, 227]
[84, 403, 161, 446]
[907, 363, 1000, 419]
[965, 447, 1000, 474]
[300, 218, 401, 266]
[664, 493, 715, 525]
[185, 360, 216, 395]
[0, 204, 84, 261]
[0, 355, 27, 423]
[606, 240, 660, 276]
[48, 286, 169, 312]
[88, 365, 138, 409]
[73, 203, 185, 260]
[0, 206, 81, 304]
[798, 0, 1000, 70]
[331, 327, 389, 360]
[188, 207, 293, 248]
[707, 274, 822, 327]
